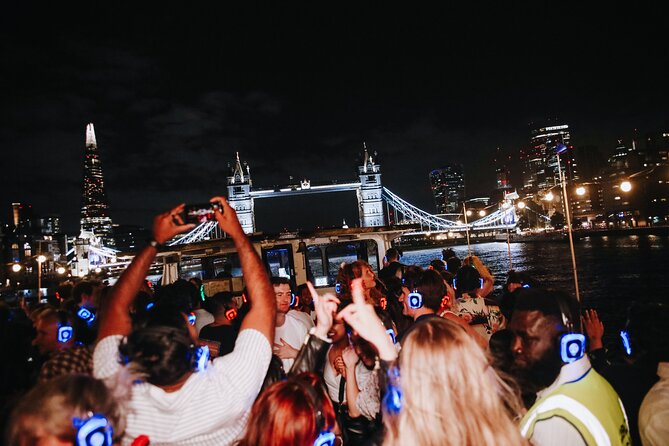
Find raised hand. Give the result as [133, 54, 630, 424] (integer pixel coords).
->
[307, 281, 340, 339]
[337, 279, 397, 361]
[152, 204, 196, 244]
[209, 196, 244, 238]
[582, 309, 605, 351]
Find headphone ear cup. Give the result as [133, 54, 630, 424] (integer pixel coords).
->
[559, 333, 586, 363]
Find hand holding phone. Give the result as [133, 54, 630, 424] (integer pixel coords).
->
[183, 202, 221, 225]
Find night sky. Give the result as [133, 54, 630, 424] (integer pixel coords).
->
[1, 4, 667, 234]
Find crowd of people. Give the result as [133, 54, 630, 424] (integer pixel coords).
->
[1, 198, 668, 445]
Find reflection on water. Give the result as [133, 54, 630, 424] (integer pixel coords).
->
[401, 235, 669, 347]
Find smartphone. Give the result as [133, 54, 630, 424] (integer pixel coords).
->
[183, 203, 220, 225]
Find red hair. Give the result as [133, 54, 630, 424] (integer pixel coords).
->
[236, 373, 335, 446]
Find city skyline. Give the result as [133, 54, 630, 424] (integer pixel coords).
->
[1, 4, 667, 232]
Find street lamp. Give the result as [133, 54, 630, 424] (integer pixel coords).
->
[556, 144, 580, 301]
[478, 210, 486, 217]
[12, 263, 22, 273]
[620, 181, 632, 192]
[575, 186, 586, 196]
[37, 254, 47, 298]
[544, 191, 554, 201]
[56, 266, 66, 275]
[517, 201, 526, 209]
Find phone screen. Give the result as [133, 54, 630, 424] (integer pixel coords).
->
[183, 203, 219, 225]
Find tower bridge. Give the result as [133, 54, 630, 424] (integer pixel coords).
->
[170, 146, 518, 245]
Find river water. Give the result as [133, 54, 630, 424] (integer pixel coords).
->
[400, 234, 669, 348]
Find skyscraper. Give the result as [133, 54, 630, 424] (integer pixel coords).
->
[429, 165, 465, 215]
[523, 123, 576, 193]
[80, 123, 115, 246]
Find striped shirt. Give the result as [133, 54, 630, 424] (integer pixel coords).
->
[94, 329, 271, 446]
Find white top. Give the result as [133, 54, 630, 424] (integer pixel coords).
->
[289, 309, 315, 330]
[275, 311, 310, 371]
[93, 329, 271, 446]
[639, 362, 669, 446]
[193, 308, 215, 335]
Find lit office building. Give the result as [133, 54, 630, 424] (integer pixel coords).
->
[429, 165, 465, 215]
[524, 123, 577, 192]
[80, 123, 115, 246]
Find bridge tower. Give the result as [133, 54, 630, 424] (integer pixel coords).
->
[357, 144, 385, 227]
[227, 153, 255, 233]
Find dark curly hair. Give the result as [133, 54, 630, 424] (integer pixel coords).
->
[118, 305, 194, 386]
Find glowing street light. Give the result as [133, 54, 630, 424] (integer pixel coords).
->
[544, 191, 554, 201]
[478, 210, 486, 217]
[466, 210, 473, 217]
[12, 263, 22, 273]
[37, 254, 47, 298]
[94, 267, 102, 274]
[620, 181, 632, 192]
[575, 186, 586, 196]
[517, 201, 526, 209]
[56, 266, 66, 275]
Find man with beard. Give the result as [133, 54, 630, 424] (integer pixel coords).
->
[508, 289, 630, 446]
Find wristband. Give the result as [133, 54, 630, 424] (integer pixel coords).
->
[147, 239, 163, 249]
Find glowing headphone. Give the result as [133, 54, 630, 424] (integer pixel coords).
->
[302, 382, 335, 446]
[290, 292, 298, 307]
[57, 311, 74, 343]
[73, 413, 113, 446]
[225, 308, 238, 321]
[556, 297, 585, 364]
[335, 282, 342, 294]
[77, 307, 96, 327]
[386, 327, 397, 344]
[407, 289, 423, 309]
[187, 312, 196, 326]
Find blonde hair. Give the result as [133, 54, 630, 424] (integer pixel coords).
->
[6, 374, 126, 446]
[383, 318, 527, 446]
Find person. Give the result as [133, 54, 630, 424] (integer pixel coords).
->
[639, 357, 669, 445]
[295, 283, 316, 321]
[322, 312, 350, 408]
[335, 260, 381, 305]
[32, 308, 93, 382]
[338, 278, 528, 446]
[235, 372, 337, 446]
[508, 289, 630, 445]
[93, 199, 275, 445]
[6, 374, 126, 446]
[378, 248, 404, 283]
[272, 276, 313, 372]
[499, 270, 538, 321]
[199, 291, 239, 357]
[188, 276, 215, 334]
[453, 260, 504, 341]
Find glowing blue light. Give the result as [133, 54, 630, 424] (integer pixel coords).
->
[556, 144, 568, 154]
[620, 330, 632, 356]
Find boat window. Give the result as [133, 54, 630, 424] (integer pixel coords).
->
[262, 245, 294, 279]
[306, 240, 380, 287]
[180, 254, 242, 280]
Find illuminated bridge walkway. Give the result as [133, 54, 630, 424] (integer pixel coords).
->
[169, 185, 517, 245]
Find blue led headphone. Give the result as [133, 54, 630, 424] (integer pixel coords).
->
[556, 297, 585, 364]
[452, 277, 484, 290]
[77, 307, 96, 327]
[383, 366, 403, 414]
[335, 282, 341, 294]
[290, 292, 298, 307]
[57, 311, 74, 343]
[73, 413, 113, 446]
[407, 289, 423, 310]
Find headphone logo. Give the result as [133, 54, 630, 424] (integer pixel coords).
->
[407, 290, 423, 309]
[73, 413, 113, 446]
[225, 308, 238, 321]
[335, 282, 341, 294]
[77, 307, 96, 327]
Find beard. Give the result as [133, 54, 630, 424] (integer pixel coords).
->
[512, 348, 563, 396]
